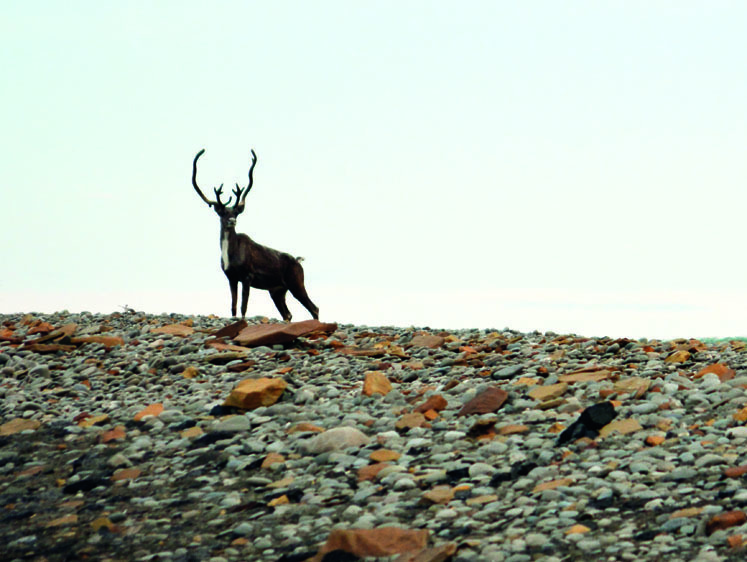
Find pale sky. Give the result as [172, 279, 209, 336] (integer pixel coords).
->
[2, 2, 746, 339]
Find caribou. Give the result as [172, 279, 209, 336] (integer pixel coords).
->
[191, 148, 319, 321]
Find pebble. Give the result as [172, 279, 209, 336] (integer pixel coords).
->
[0, 311, 746, 561]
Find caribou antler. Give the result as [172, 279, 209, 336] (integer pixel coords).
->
[236, 149, 258, 207]
[192, 149, 216, 206]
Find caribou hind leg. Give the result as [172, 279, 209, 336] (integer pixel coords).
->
[288, 262, 319, 320]
[270, 288, 292, 322]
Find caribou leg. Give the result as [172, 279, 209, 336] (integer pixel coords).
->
[270, 288, 292, 322]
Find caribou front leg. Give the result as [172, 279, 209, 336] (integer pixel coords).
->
[228, 277, 239, 317]
[240, 281, 251, 319]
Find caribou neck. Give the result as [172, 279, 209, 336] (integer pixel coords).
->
[219, 219, 238, 271]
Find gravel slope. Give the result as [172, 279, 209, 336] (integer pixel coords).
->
[2, 311, 747, 561]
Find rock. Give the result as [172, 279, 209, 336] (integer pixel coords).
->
[598, 418, 642, 437]
[408, 334, 445, 349]
[311, 527, 429, 560]
[706, 511, 747, 535]
[457, 387, 508, 417]
[211, 320, 248, 339]
[0, 418, 41, 436]
[528, 383, 568, 402]
[556, 401, 617, 446]
[223, 377, 287, 409]
[370, 449, 401, 462]
[363, 371, 392, 396]
[302, 426, 370, 454]
[696, 363, 735, 382]
[396, 412, 429, 432]
[414, 394, 448, 413]
[133, 403, 164, 421]
[233, 319, 337, 347]
[150, 323, 194, 337]
[492, 364, 524, 379]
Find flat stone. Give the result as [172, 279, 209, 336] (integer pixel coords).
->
[363, 371, 392, 396]
[233, 320, 337, 347]
[311, 527, 429, 560]
[0, 418, 41, 436]
[528, 383, 568, 402]
[457, 387, 508, 417]
[302, 426, 371, 454]
[223, 377, 287, 409]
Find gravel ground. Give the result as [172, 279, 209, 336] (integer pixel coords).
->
[2, 311, 747, 561]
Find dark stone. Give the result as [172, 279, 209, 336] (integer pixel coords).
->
[556, 401, 617, 446]
[189, 430, 236, 448]
[445, 466, 470, 484]
[321, 550, 361, 562]
[634, 530, 658, 541]
[63, 477, 111, 494]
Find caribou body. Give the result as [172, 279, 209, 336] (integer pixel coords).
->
[192, 148, 319, 321]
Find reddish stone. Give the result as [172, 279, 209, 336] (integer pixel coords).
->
[395, 412, 429, 431]
[363, 371, 393, 396]
[27, 322, 55, 335]
[358, 462, 390, 482]
[150, 323, 194, 337]
[414, 394, 448, 414]
[211, 319, 248, 339]
[111, 468, 142, 481]
[133, 403, 164, 421]
[724, 465, 747, 479]
[397, 543, 458, 562]
[234, 319, 337, 347]
[457, 387, 508, 417]
[696, 363, 736, 382]
[70, 336, 124, 348]
[312, 527, 429, 560]
[706, 511, 747, 535]
[100, 426, 126, 443]
[408, 334, 445, 349]
[0, 418, 41, 436]
[261, 452, 285, 469]
[223, 377, 287, 409]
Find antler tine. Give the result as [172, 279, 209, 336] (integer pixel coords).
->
[192, 149, 217, 206]
[238, 149, 258, 207]
[213, 184, 229, 207]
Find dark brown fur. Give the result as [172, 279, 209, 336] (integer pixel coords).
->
[193, 148, 319, 321]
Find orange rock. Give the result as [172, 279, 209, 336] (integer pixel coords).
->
[363, 371, 393, 397]
[499, 424, 529, 435]
[533, 478, 574, 493]
[358, 462, 390, 482]
[514, 377, 541, 386]
[181, 426, 203, 439]
[696, 363, 736, 382]
[16, 465, 45, 478]
[133, 403, 164, 421]
[78, 414, 109, 428]
[565, 524, 591, 534]
[457, 387, 508, 417]
[724, 465, 747, 479]
[287, 422, 325, 434]
[665, 350, 691, 363]
[408, 334, 445, 348]
[234, 319, 337, 347]
[47, 514, 78, 527]
[728, 534, 744, 548]
[261, 452, 285, 469]
[669, 507, 703, 519]
[268, 494, 289, 506]
[395, 412, 429, 431]
[396, 543, 457, 562]
[707, 511, 747, 535]
[421, 486, 454, 505]
[111, 468, 142, 481]
[656, 418, 673, 431]
[548, 422, 566, 434]
[179, 366, 199, 379]
[599, 418, 642, 437]
[27, 321, 55, 335]
[370, 449, 401, 462]
[599, 388, 615, 399]
[645, 435, 665, 447]
[223, 377, 287, 409]
[91, 517, 114, 532]
[100, 426, 126, 443]
[414, 394, 448, 413]
[528, 382, 568, 402]
[423, 409, 439, 421]
[150, 323, 194, 337]
[0, 418, 41, 436]
[312, 527, 429, 560]
[70, 336, 124, 348]
[733, 408, 747, 422]
[559, 370, 612, 383]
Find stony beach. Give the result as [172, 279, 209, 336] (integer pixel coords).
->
[2, 311, 747, 561]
